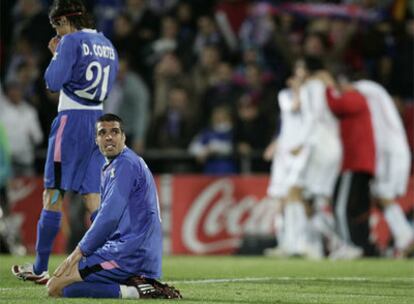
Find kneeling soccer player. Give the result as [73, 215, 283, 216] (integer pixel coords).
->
[47, 114, 181, 299]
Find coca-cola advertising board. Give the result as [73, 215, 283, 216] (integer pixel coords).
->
[169, 175, 414, 255]
[170, 175, 280, 254]
[7, 174, 414, 255]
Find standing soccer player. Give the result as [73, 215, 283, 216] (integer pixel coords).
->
[354, 80, 414, 257]
[46, 114, 181, 299]
[12, 0, 118, 283]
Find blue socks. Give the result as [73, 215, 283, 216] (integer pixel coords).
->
[63, 282, 120, 298]
[33, 209, 62, 274]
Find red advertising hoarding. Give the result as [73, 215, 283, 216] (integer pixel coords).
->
[8, 175, 414, 255]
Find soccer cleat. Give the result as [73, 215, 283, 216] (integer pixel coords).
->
[264, 246, 289, 258]
[127, 276, 182, 299]
[11, 263, 50, 285]
[328, 244, 363, 260]
[395, 238, 414, 259]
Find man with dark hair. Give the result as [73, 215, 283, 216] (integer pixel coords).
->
[46, 113, 181, 299]
[318, 70, 378, 256]
[12, 0, 119, 283]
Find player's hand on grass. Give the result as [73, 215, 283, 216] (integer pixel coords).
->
[53, 246, 83, 278]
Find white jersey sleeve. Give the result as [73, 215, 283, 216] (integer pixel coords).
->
[354, 80, 409, 153]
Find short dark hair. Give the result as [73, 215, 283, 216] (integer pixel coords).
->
[49, 0, 94, 29]
[96, 113, 124, 133]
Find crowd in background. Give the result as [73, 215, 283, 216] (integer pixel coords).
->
[0, 0, 413, 178]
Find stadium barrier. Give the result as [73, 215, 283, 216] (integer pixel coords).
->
[8, 174, 414, 255]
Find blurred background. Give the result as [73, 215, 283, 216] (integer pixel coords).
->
[0, 0, 413, 257]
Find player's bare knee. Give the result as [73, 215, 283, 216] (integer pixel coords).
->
[287, 186, 303, 202]
[377, 198, 392, 208]
[43, 189, 63, 211]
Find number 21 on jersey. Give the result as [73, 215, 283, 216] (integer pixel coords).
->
[74, 61, 110, 101]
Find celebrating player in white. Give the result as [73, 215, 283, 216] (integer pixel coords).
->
[355, 80, 414, 256]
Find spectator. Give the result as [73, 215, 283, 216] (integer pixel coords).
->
[153, 52, 193, 119]
[201, 61, 242, 123]
[148, 85, 195, 150]
[0, 81, 43, 177]
[189, 105, 236, 174]
[191, 45, 222, 99]
[242, 63, 278, 130]
[105, 56, 150, 154]
[110, 13, 142, 75]
[234, 93, 271, 171]
[146, 16, 180, 66]
[193, 15, 227, 57]
[10, 0, 54, 61]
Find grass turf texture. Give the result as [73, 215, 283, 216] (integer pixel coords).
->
[0, 255, 413, 303]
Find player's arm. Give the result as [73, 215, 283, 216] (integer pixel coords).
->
[44, 35, 77, 92]
[326, 87, 366, 115]
[78, 161, 137, 256]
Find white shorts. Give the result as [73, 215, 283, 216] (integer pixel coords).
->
[267, 146, 311, 198]
[303, 129, 342, 197]
[371, 149, 411, 199]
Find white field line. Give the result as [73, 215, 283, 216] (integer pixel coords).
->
[170, 276, 414, 284]
[1, 276, 413, 292]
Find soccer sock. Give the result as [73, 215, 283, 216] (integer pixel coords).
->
[63, 282, 121, 298]
[311, 212, 341, 248]
[384, 203, 414, 249]
[284, 202, 307, 255]
[90, 210, 98, 223]
[120, 285, 140, 298]
[33, 209, 62, 274]
[274, 212, 284, 248]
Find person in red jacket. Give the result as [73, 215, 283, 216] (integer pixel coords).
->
[317, 69, 378, 256]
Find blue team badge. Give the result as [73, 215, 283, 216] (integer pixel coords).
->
[110, 168, 115, 178]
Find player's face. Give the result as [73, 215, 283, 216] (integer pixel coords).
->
[96, 121, 126, 158]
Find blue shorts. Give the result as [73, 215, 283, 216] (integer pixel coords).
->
[44, 110, 104, 194]
[78, 253, 133, 284]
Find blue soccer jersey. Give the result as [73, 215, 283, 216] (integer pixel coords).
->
[45, 29, 118, 107]
[43, 29, 118, 193]
[78, 148, 163, 279]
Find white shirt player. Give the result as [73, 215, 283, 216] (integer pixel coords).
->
[354, 80, 411, 199]
[299, 78, 342, 197]
[267, 88, 312, 199]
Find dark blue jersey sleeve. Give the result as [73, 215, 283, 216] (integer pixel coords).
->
[44, 35, 77, 92]
[78, 160, 137, 256]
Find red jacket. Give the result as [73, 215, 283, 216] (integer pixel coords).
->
[326, 87, 375, 174]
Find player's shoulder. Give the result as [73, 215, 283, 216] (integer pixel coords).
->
[354, 79, 382, 90]
[117, 148, 144, 170]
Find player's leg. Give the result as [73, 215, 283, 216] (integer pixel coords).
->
[11, 188, 64, 284]
[380, 197, 414, 256]
[82, 193, 100, 222]
[374, 151, 414, 256]
[53, 253, 181, 299]
[283, 185, 308, 256]
[11, 114, 68, 283]
[335, 171, 377, 256]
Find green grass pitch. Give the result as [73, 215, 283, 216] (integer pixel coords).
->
[0, 255, 413, 303]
